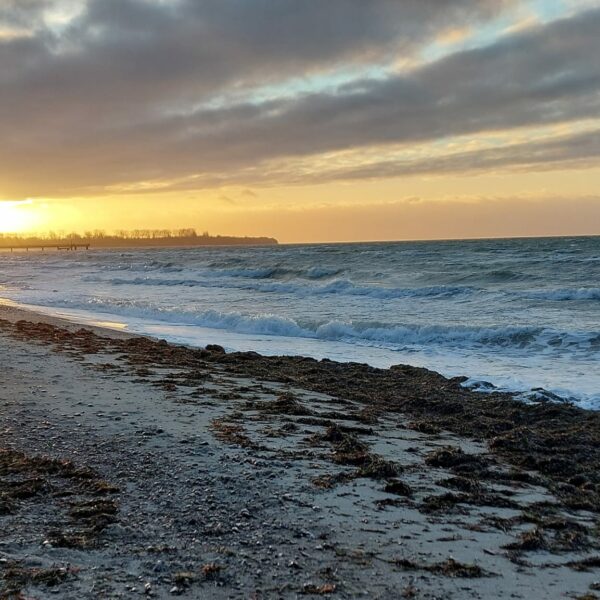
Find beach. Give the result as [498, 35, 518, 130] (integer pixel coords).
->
[1, 302, 599, 599]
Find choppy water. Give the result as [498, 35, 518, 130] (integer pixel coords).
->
[1, 236, 599, 409]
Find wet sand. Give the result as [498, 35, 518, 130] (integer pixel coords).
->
[1, 303, 599, 599]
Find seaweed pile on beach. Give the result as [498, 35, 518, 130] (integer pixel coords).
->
[3, 317, 598, 519]
[2, 314, 600, 598]
[0, 448, 119, 597]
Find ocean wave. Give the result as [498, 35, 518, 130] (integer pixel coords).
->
[93, 261, 344, 281]
[305, 267, 344, 279]
[209, 267, 290, 279]
[521, 287, 600, 301]
[82, 274, 476, 300]
[30, 297, 600, 354]
[311, 280, 477, 300]
[185, 265, 343, 280]
[453, 268, 533, 284]
[96, 260, 184, 274]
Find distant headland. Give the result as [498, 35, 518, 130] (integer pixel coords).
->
[0, 228, 278, 250]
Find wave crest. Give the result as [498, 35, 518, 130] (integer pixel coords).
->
[82, 274, 475, 300]
[523, 287, 600, 301]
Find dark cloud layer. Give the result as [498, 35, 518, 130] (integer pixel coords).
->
[0, 0, 598, 196]
[304, 129, 600, 184]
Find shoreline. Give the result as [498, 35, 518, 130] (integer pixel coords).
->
[2, 296, 599, 410]
[1, 303, 599, 598]
[0, 299, 139, 340]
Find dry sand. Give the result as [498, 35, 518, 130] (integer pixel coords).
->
[0, 303, 599, 599]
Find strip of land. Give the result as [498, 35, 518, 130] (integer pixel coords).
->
[0, 303, 599, 599]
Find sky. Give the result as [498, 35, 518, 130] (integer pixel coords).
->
[1, 0, 599, 242]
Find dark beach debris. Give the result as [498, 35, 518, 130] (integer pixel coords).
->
[503, 528, 547, 552]
[425, 446, 489, 474]
[520, 513, 588, 533]
[384, 479, 413, 497]
[421, 492, 468, 513]
[4, 318, 600, 520]
[422, 489, 519, 513]
[479, 515, 518, 533]
[392, 557, 491, 578]
[480, 509, 594, 556]
[407, 420, 441, 435]
[205, 344, 225, 354]
[280, 422, 300, 433]
[0, 448, 94, 482]
[0, 447, 119, 552]
[0, 477, 46, 515]
[315, 425, 399, 480]
[87, 480, 120, 495]
[257, 393, 314, 416]
[0, 448, 118, 505]
[376, 497, 410, 509]
[311, 472, 353, 489]
[401, 585, 419, 598]
[295, 416, 336, 427]
[135, 367, 153, 377]
[439, 476, 482, 493]
[45, 530, 98, 550]
[299, 420, 373, 436]
[170, 564, 223, 594]
[69, 498, 118, 520]
[479, 467, 545, 487]
[354, 407, 380, 425]
[161, 381, 178, 392]
[301, 582, 337, 595]
[201, 562, 223, 580]
[172, 571, 197, 589]
[211, 418, 263, 450]
[355, 455, 399, 479]
[0, 562, 73, 598]
[565, 557, 600, 572]
[503, 521, 592, 555]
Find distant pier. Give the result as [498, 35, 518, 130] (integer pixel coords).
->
[4, 243, 91, 252]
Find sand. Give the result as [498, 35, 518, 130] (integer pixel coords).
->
[0, 303, 599, 599]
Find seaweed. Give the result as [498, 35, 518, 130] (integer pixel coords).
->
[0, 447, 120, 553]
[384, 479, 413, 497]
[6, 318, 600, 523]
[407, 420, 441, 435]
[503, 528, 547, 552]
[425, 447, 488, 473]
[438, 476, 482, 493]
[211, 418, 262, 450]
[301, 583, 337, 595]
[392, 557, 490, 578]
[566, 556, 600, 572]
[1, 562, 72, 598]
[356, 455, 399, 479]
[257, 393, 313, 416]
[421, 492, 467, 513]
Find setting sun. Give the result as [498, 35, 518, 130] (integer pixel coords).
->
[0, 200, 37, 233]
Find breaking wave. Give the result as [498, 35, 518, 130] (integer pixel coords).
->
[83, 275, 476, 300]
[33, 298, 600, 355]
[521, 287, 600, 301]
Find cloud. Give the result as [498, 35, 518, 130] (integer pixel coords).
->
[300, 129, 600, 184]
[1, 1, 599, 197]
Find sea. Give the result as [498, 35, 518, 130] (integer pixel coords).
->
[1, 236, 599, 410]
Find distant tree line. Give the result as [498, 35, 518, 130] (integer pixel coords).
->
[0, 228, 278, 248]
